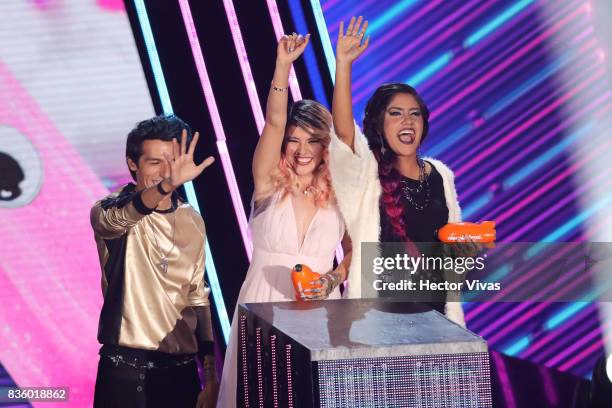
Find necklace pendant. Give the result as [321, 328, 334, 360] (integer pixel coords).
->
[159, 258, 169, 274]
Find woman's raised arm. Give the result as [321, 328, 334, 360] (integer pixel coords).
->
[332, 16, 369, 152]
[253, 33, 310, 196]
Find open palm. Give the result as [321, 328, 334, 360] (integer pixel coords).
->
[162, 130, 215, 188]
[336, 16, 369, 64]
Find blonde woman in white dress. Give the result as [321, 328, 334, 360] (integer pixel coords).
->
[216, 33, 352, 408]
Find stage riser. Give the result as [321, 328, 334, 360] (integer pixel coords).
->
[238, 300, 492, 407]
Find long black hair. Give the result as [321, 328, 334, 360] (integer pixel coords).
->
[363, 83, 430, 240]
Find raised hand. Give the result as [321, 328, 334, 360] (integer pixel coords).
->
[277, 32, 310, 66]
[162, 130, 215, 188]
[336, 16, 369, 64]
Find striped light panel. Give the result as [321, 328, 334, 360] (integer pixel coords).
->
[266, 0, 304, 100]
[177, 0, 252, 266]
[222, 0, 265, 133]
[315, 0, 611, 378]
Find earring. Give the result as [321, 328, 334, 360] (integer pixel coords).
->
[379, 133, 387, 155]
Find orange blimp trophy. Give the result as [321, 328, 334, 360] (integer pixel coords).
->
[291, 264, 321, 300]
[438, 221, 496, 247]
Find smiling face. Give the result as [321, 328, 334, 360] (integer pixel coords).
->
[382, 93, 425, 157]
[127, 139, 174, 190]
[283, 126, 326, 177]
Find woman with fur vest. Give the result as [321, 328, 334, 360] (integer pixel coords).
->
[329, 16, 469, 326]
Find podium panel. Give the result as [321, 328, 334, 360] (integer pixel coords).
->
[237, 299, 492, 407]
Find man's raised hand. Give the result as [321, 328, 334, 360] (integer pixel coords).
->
[162, 130, 214, 188]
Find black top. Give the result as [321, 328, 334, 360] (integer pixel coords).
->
[378, 162, 450, 312]
[379, 162, 449, 242]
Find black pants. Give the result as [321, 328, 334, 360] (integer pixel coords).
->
[93, 345, 201, 408]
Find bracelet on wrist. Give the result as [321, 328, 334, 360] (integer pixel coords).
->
[271, 82, 288, 93]
[319, 275, 331, 296]
[329, 270, 344, 288]
[322, 273, 339, 294]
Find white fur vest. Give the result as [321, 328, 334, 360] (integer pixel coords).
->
[329, 123, 465, 327]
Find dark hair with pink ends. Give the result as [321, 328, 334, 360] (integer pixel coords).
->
[363, 83, 430, 241]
